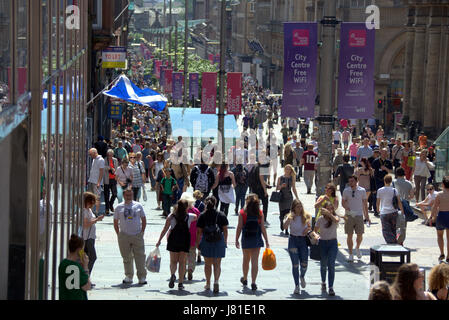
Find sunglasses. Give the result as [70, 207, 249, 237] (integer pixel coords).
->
[130, 157, 136, 159]
[427, 188, 433, 191]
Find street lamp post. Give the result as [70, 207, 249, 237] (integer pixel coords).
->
[169, 0, 173, 67]
[218, 0, 227, 159]
[316, 0, 337, 198]
[183, 0, 189, 109]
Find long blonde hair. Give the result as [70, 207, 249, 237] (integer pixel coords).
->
[288, 199, 311, 225]
[284, 164, 297, 178]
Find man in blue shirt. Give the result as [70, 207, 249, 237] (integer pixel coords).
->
[356, 138, 374, 166]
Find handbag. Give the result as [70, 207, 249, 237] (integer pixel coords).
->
[392, 188, 400, 210]
[146, 247, 161, 273]
[307, 230, 319, 246]
[309, 242, 321, 261]
[270, 191, 282, 203]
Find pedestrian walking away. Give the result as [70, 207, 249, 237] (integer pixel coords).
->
[156, 199, 198, 290]
[196, 196, 229, 293]
[376, 175, 404, 244]
[235, 194, 270, 291]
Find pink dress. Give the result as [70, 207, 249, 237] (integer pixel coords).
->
[188, 207, 201, 247]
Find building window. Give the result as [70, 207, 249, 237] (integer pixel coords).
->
[92, 0, 102, 30]
[249, 1, 255, 13]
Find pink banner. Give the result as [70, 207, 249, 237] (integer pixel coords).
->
[226, 72, 242, 115]
[155, 60, 162, 79]
[164, 68, 173, 94]
[201, 72, 217, 114]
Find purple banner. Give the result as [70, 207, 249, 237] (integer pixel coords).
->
[172, 72, 184, 101]
[338, 23, 375, 119]
[282, 22, 317, 118]
[189, 73, 199, 99]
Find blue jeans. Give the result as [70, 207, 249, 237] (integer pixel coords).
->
[288, 236, 309, 286]
[176, 178, 184, 202]
[319, 239, 338, 288]
[235, 185, 248, 212]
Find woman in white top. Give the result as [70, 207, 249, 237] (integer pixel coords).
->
[83, 192, 104, 278]
[411, 149, 431, 202]
[156, 199, 198, 290]
[283, 199, 312, 295]
[314, 202, 341, 296]
[115, 157, 133, 203]
[376, 175, 404, 244]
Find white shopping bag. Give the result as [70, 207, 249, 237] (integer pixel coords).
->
[146, 247, 161, 273]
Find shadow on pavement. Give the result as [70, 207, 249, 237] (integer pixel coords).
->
[196, 290, 229, 298]
[235, 287, 277, 296]
[111, 283, 150, 289]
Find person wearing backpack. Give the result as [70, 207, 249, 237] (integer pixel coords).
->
[232, 164, 249, 215]
[196, 196, 229, 293]
[235, 194, 270, 291]
[190, 158, 215, 200]
[156, 199, 198, 290]
[334, 155, 354, 197]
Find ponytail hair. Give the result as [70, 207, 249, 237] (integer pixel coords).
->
[204, 196, 217, 212]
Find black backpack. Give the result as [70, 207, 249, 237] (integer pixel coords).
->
[243, 214, 260, 238]
[203, 212, 222, 242]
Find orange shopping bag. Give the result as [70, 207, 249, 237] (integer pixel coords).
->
[262, 248, 276, 270]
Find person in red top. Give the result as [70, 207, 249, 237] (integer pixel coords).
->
[301, 144, 318, 194]
[340, 119, 348, 129]
[104, 149, 119, 216]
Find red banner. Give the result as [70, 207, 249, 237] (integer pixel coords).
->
[164, 68, 173, 94]
[155, 60, 162, 79]
[201, 72, 217, 114]
[226, 72, 242, 115]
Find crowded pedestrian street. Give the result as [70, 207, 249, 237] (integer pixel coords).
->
[2, 0, 449, 306]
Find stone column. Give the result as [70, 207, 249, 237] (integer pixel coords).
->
[442, 10, 449, 131]
[402, 6, 416, 123]
[409, 5, 429, 122]
[423, 6, 443, 135]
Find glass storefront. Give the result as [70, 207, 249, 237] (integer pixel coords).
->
[0, 0, 89, 300]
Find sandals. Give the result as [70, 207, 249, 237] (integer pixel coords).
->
[439, 254, 445, 262]
[240, 277, 248, 286]
[213, 283, 219, 294]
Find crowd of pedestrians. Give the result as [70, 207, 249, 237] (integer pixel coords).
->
[58, 65, 449, 300]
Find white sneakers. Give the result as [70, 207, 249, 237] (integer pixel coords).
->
[138, 278, 147, 285]
[347, 249, 362, 262]
[300, 277, 306, 289]
[122, 277, 133, 284]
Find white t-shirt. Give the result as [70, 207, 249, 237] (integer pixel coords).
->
[414, 158, 429, 177]
[288, 216, 309, 236]
[88, 155, 105, 185]
[333, 131, 341, 141]
[114, 201, 146, 235]
[342, 186, 367, 216]
[168, 213, 197, 230]
[115, 166, 133, 185]
[377, 186, 399, 215]
[83, 208, 96, 240]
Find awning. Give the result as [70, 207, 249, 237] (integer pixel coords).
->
[103, 75, 167, 112]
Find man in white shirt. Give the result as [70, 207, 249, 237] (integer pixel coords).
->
[88, 148, 105, 214]
[342, 175, 371, 262]
[114, 188, 147, 285]
[332, 129, 342, 154]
